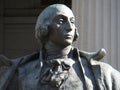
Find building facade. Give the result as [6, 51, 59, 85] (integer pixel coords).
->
[0, 0, 120, 71]
[72, 0, 120, 71]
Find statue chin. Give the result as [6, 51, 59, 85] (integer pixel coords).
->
[52, 39, 73, 47]
[63, 39, 73, 46]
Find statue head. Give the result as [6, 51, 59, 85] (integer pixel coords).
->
[35, 4, 79, 47]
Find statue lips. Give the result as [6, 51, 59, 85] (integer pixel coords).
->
[64, 34, 73, 39]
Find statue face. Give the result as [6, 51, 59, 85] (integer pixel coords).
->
[48, 8, 76, 47]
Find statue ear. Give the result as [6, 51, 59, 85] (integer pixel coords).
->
[73, 27, 79, 41]
[35, 24, 49, 47]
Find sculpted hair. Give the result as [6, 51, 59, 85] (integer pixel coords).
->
[35, 4, 79, 45]
[35, 5, 54, 44]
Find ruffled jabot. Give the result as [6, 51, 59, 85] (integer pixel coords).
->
[39, 57, 71, 87]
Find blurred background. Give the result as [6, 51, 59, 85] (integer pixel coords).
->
[0, 0, 120, 71]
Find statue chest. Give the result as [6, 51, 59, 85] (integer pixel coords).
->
[17, 58, 95, 90]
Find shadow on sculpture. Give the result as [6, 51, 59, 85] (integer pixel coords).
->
[0, 4, 120, 90]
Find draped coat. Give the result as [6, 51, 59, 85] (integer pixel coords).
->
[0, 48, 120, 90]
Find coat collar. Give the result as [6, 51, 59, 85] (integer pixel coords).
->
[72, 48, 105, 90]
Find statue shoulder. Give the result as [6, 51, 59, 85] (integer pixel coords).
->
[18, 51, 40, 65]
[0, 51, 39, 67]
[75, 48, 120, 89]
[94, 60, 120, 74]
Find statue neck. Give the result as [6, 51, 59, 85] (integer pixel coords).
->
[44, 41, 72, 60]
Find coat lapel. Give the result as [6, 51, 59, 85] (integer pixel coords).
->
[74, 48, 105, 90]
[90, 59, 106, 90]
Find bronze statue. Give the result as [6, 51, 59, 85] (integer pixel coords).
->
[0, 4, 120, 90]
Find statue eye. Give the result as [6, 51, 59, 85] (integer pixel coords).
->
[57, 18, 64, 24]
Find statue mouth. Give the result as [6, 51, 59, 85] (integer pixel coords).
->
[65, 34, 73, 39]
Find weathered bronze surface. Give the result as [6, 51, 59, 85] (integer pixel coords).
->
[0, 4, 120, 90]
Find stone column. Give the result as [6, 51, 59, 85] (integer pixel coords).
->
[117, 0, 120, 71]
[72, 0, 120, 71]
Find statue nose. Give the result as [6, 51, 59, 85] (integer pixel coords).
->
[66, 21, 73, 31]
